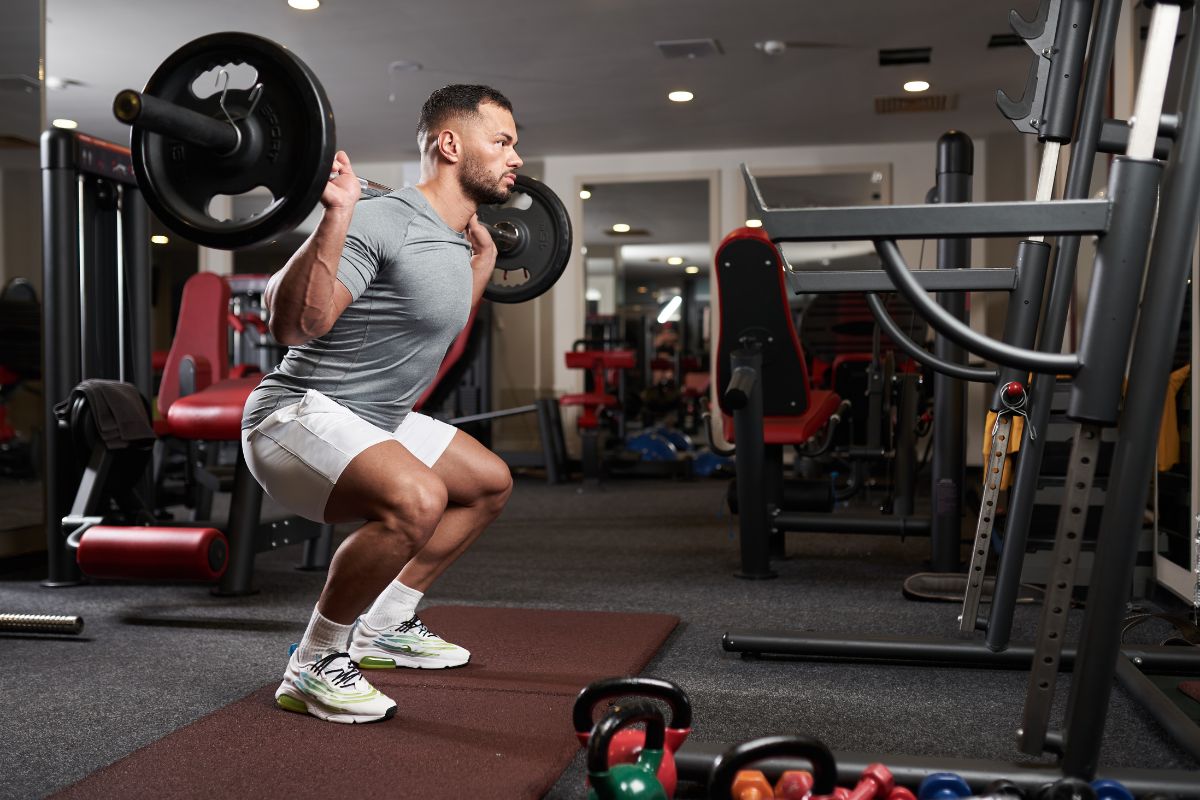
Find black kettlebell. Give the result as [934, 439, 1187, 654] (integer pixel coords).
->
[707, 734, 839, 799]
[574, 677, 693, 797]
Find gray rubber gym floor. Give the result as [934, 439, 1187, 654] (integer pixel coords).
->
[1, 474, 1197, 799]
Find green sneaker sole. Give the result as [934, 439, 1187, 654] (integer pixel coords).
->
[276, 695, 309, 714]
[357, 656, 397, 669]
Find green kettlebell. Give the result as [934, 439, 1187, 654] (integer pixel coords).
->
[587, 700, 669, 800]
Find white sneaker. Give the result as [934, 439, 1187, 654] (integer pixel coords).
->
[275, 651, 397, 723]
[349, 615, 471, 669]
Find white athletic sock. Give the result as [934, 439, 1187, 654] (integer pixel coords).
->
[296, 608, 354, 664]
[363, 580, 424, 630]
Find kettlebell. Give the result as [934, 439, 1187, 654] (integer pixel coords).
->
[575, 676, 693, 797]
[587, 700, 669, 800]
[707, 734, 839, 799]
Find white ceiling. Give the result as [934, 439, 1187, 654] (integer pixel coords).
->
[39, 0, 1042, 162]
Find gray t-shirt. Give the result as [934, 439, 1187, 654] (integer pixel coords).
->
[242, 186, 473, 432]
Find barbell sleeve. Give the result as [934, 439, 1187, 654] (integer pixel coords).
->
[113, 88, 240, 154]
[478, 221, 520, 253]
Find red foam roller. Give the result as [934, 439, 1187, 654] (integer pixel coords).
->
[77, 526, 228, 581]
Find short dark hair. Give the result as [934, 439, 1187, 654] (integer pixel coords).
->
[417, 84, 513, 150]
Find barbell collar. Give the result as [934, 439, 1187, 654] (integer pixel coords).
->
[480, 220, 521, 254]
[113, 88, 241, 155]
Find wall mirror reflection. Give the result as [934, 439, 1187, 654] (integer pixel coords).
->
[579, 177, 713, 435]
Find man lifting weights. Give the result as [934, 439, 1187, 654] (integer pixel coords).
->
[240, 85, 521, 723]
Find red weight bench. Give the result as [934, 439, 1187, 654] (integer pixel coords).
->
[157, 272, 332, 595]
[714, 227, 846, 577]
[561, 348, 637, 483]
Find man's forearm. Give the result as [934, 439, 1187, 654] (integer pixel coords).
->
[268, 208, 353, 345]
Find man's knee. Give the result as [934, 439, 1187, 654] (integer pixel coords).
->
[379, 476, 448, 541]
[480, 458, 513, 511]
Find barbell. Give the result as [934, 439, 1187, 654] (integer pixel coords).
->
[111, 31, 572, 304]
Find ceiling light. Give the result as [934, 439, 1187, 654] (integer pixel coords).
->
[585, 288, 602, 301]
[657, 295, 683, 324]
[612, 223, 631, 233]
[51, 118, 77, 129]
[668, 90, 694, 103]
[637, 286, 648, 294]
[579, 189, 592, 200]
[903, 80, 930, 93]
[685, 265, 700, 275]
[288, 0, 320, 8]
[151, 235, 169, 245]
[745, 219, 763, 228]
[667, 256, 684, 265]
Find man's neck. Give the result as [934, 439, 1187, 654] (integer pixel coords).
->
[415, 174, 475, 233]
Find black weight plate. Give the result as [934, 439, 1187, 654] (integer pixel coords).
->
[479, 174, 573, 304]
[131, 32, 335, 250]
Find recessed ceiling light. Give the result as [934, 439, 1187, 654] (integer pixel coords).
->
[668, 90, 694, 103]
[579, 189, 592, 200]
[745, 219, 763, 228]
[612, 223, 631, 233]
[667, 256, 684, 265]
[903, 80, 930, 93]
[685, 265, 700, 274]
[288, 0, 320, 9]
[51, 118, 77, 129]
[151, 235, 169, 245]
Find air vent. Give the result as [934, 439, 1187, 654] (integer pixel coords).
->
[875, 94, 958, 114]
[988, 33, 1025, 48]
[878, 47, 931, 66]
[655, 39, 723, 59]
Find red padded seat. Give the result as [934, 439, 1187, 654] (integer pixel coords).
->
[165, 375, 263, 441]
[722, 389, 842, 445]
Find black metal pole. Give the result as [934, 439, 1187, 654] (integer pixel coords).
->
[731, 348, 774, 579]
[930, 131, 972, 572]
[215, 452, 264, 596]
[985, 0, 1124, 652]
[40, 129, 82, 587]
[771, 512, 930, 536]
[1061, 14, 1200, 776]
[121, 185, 153, 401]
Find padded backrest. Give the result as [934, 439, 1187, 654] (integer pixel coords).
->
[157, 272, 231, 416]
[715, 227, 813, 417]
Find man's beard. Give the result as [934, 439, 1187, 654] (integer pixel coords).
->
[459, 152, 510, 206]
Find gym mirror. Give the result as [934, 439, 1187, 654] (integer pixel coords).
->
[579, 176, 714, 427]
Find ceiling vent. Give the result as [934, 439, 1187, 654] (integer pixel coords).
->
[878, 47, 931, 66]
[875, 94, 958, 114]
[988, 33, 1025, 48]
[655, 39, 723, 59]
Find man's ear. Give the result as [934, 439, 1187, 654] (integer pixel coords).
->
[437, 129, 461, 163]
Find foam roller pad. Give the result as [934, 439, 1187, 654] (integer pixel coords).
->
[77, 526, 228, 581]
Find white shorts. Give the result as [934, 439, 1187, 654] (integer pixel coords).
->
[241, 389, 457, 523]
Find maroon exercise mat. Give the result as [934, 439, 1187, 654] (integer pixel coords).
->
[51, 606, 679, 800]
